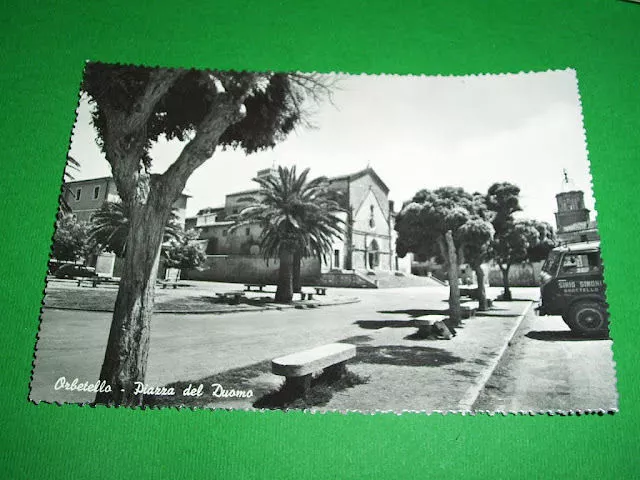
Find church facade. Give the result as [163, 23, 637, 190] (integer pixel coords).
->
[185, 167, 411, 284]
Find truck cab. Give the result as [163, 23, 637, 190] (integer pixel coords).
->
[538, 241, 609, 337]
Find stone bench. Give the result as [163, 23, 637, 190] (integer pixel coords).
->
[158, 280, 179, 289]
[414, 315, 454, 339]
[272, 343, 356, 396]
[313, 287, 327, 296]
[299, 290, 314, 301]
[245, 284, 266, 292]
[460, 305, 477, 319]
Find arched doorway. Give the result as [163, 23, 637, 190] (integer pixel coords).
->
[368, 239, 380, 269]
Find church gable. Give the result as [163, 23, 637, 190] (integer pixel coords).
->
[352, 189, 390, 236]
[349, 170, 390, 220]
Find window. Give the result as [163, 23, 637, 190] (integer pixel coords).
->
[222, 229, 228, 236]
[75, 188, 81, 201]
[560, 252, 601, 275]
[245, 227, 250, 236]
[93, 186, 100, 200]
[334, 249, 340, 269]
[542, 251, 562, 275]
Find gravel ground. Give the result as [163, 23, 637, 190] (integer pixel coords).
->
[138, 299, 534, 412]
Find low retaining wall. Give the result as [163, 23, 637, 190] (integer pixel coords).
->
[317, 271, 378, 288]
[488, 261, 543, 287]
[183, 255, 321, 284]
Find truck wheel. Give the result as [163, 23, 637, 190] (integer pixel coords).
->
[566, 301, 609, 337]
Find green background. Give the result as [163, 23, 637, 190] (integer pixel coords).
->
[1, 0, 638, 477]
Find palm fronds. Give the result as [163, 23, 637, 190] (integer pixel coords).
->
[88, 201, 182, 257]
[234, 165, 345, 263]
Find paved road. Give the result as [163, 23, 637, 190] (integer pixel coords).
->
[473, 308, 618, 413]
[32, 284, 463, 403]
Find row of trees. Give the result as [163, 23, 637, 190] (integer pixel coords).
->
[51, 203, 206, 271]
[395, 182, 556, 324]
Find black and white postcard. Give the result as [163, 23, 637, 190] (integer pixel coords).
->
[30, 64, 617, 413]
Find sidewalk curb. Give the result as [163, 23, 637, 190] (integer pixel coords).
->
[457, 301, 534, 411]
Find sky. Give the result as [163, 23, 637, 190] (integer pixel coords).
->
[67, 68, 596, 226]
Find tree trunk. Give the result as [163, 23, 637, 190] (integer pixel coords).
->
[293, 250, 302, 293]
[474, 263, 488, 311]
[94, 203, 169, 406]
[275, 249, 294, 303]
[444, 230, 461, 326]
[500, 265, 512, 301]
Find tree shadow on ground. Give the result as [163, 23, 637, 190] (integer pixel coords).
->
[377, 308, 449, 318]
[190, 295, 275, 307]
[475, 312, 520, 318]
[496, 298, 535, 302]
[253, 369, 369, 410]
[337, 335, 375, 344]
[352, 345, 463, 367]
[526, 330, 610, 342]
[403, 331, 452, 341]
[354, 319, 415, 329]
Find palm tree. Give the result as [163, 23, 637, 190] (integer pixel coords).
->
[235, 166, 344, 303]
[88, 201, 182, 257]
[59, 155, 81, 215]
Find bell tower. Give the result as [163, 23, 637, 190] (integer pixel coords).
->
[554, 170, 590, 232]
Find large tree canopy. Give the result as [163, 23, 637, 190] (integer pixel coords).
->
[395, 187, 494, 319]
[486, 182, 557, 299]
[83, 64, 330, 201]
[83, 63, 333, 405]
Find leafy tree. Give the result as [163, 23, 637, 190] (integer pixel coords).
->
[82, 62, 331, 405]
[487, 182, 557, 300]
[525, 219, 557, 262]
[395, 187, 481, 324]
[162, 229, 206, 270]
[490, 220, 541, 300]
[235, 166, 344, 303]
[51, 214, 91, 262]
[88, 200, 182, 257]
[486, 182, 522, 232]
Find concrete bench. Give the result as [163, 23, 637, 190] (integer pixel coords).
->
[272, 343, 356, 396]
[215, 291, 246, 305]
[313, 287, 327, 296]
[460, 305, 477, 319]
[414, 315, 454, 339]
[299, 290, 314, 301]
[459, 287, 478, 298]
[245, 284, 266, 292]
[158, 280, 179, 289]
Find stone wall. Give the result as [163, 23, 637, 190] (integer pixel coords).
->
[182, 255, 321, 284]
[488, 261, 543, 287]
[317, 270, 378, 288]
